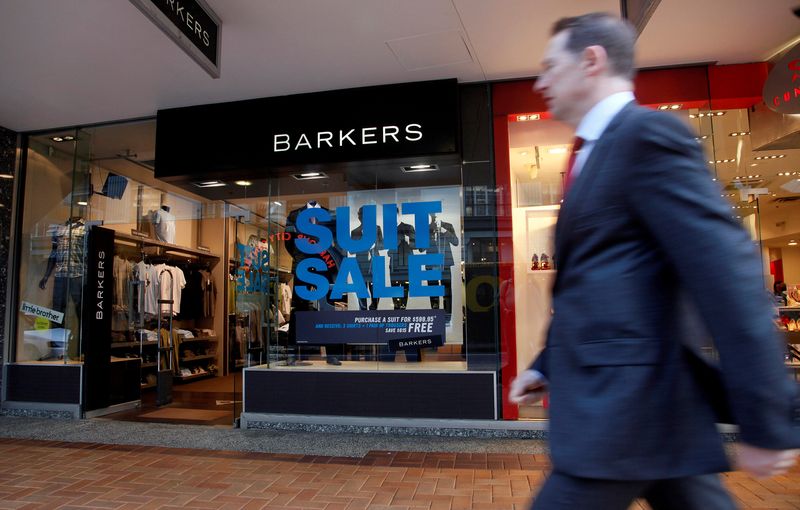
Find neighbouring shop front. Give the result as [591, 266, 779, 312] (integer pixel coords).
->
[493, 60, 800, 420]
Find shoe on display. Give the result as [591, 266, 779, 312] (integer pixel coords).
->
[326, 356, 342, 366]
[531, 253, 539, 270]
[540, 253, 550, 270]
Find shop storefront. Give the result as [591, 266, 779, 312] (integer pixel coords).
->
[2, 79, 504, 423]
[3, 60, 798, 426]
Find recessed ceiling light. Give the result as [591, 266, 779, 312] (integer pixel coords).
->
[728, 131, 750, 137]
[292, 171, 328, 180]
[516, 114, 541, 122]
[401, 164, 439, 173]
[193, 180, 227, 188]
[63, 135, 74, 141]
[77, 201, 88, 206]
[0, 173, 13, 179]
[235, 180, 252, 186]
[51, 136, 63, 142]
[790, 240, 798, 246]
[754, 154, 786, 160]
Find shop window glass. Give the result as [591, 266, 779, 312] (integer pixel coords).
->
[15, 130, 89, 363]
[14, 120, 226, 408]
[229, 163, 469, 372]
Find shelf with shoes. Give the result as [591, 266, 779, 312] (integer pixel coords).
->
[174, 333, 219, 383]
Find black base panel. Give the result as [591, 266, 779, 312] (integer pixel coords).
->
[5, 364, 81, 404]
[244, 370, 495, 420]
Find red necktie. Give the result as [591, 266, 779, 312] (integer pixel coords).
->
[564, 136, 585, 195]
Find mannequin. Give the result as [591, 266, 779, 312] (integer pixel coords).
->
[351, 205, 384, 310]
[383, 207, 419, 361]
[39, 216, 87, 326]
[425, 212, 459, 323]
[152, 204, 175, 244]
[387, 207, 415, 310]
[284, 200, 345, 365]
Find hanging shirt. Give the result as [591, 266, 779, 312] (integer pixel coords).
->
[155, 264, 186, 315]
[134, 261, 160, 316]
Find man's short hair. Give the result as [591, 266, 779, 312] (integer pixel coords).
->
[552, 12, 637, 80]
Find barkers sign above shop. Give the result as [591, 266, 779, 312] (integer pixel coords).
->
[763, 42, 800, 114]
[130, 0, 221, 78]
[154, 79, 459, 181]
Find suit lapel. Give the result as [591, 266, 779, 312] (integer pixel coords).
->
[554, 102, 639, 266]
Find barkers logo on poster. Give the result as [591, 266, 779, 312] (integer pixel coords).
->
[295, 200, 446, 301]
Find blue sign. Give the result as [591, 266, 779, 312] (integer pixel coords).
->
[295, 309, 445, 351]
[294, 200, 447, 301]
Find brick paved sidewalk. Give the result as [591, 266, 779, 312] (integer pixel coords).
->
[0, 438, 797, 509]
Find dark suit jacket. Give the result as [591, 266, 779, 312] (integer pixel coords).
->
[388, 221, 415, 279]
[531, 102, 800, 480]
[426, 220, 459, 268]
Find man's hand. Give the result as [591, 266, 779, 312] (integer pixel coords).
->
[735, 443, 799, 478]
[509, 369, 548, 405]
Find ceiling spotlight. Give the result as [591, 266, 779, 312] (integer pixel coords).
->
[401, 164, 439, 173]
[754, 154, 786, 160]
[235, 180, 252, 186]
[77, 201, 88, 206]
[516, 114, 541, 122]
[63, 135, 75, 141]
[0, 173, 13, 179]
[728, 131, 750, 137]
[790, 240, 798, 246]
[51, 136, 63, 142]
[292, 171, 328, 180]
[193, 180, 226, 188]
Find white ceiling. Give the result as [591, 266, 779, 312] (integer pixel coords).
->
[1, 0, 799, 132]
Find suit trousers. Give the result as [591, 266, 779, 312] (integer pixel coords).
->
[530, 471, 736, 510]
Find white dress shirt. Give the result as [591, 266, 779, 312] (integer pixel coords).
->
[571, 91, 635, 178]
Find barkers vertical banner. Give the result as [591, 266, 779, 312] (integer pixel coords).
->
[83, 226, 115, 411]
[130, 0, 221, 78]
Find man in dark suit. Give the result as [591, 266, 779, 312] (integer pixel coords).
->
[508, 12, 799, 510]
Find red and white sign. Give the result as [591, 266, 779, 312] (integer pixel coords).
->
[763, 42, 800, 114]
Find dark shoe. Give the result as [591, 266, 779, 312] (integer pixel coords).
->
[326, 356, 342, 366]
[531, 253, 539, 270]
[540, 253, 550, 270]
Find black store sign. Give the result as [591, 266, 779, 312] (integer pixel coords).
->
[155, 79, 459, 181]
[82, 226, 115, 411]
[130, 0, 220, 77]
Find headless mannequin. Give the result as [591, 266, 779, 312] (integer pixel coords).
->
[39, 217, 87, 355]
[284, 200, 345, 365]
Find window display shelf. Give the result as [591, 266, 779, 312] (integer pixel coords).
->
[114, 232, 221, 261]
[180, 354, 216, 362]
[177, 336, 216, 344]
[110, 340, 159, 349]
[174, 371, 215, 382]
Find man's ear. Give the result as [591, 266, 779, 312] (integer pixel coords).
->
[582, 45, 609, 76]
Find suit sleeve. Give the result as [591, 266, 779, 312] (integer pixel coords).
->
[624, 110, 799, 449]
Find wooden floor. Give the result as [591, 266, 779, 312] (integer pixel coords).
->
[0, 438, 797, 509]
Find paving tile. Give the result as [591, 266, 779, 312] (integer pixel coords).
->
[0, 439, 796, 509]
